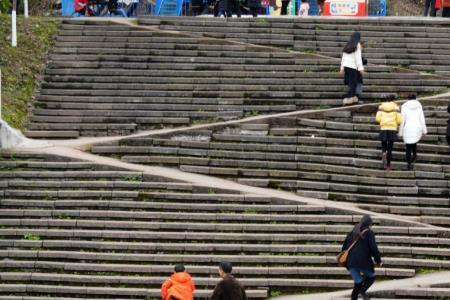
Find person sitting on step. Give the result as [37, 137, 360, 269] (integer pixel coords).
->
[161, 264, 195, 300]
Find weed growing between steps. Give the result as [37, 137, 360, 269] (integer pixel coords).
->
[0, 15, 59, 130]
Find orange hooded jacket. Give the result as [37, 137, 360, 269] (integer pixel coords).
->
[161, 272, 195, 300]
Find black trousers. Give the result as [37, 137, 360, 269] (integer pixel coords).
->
[382, 141, 394, 166]
[406, 144, 417, 164]
[249, 6, 258, 17]
[424, 0, 436, 16]
[405, 143, 417, 164]
[344, 67, 362, 98]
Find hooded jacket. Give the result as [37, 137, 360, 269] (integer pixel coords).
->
[375, 102, 402, 131]
[399, 99, 427, 144]
[161, 272, 195, 300]
[342, 226, 381, 271]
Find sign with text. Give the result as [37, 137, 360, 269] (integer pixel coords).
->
[330, 0, 358, 15]
[324, 0, 367, 16]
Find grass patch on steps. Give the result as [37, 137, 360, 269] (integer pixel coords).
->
[0, 14, 59, 131]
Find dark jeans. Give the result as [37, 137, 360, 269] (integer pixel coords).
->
[249, 6, 258, 17]
[344, 67, 361, 98]
[405, 143, 417, 164]
[382, 141, 394, 166]
[424, 0, 436, 16]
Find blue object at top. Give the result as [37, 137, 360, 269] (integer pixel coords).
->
[156, 0, 183, 15]
[62, 0, 75, 16]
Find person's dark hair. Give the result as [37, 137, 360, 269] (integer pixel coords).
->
[174, 264, 185, 273]
[352, 215, 373, 241]
[219, 262, 232, 274]
[408, 94, 417, 100]
[301, 0, 309, 2]
[385, 94, 397, 102]
[343, 32, 361, 54]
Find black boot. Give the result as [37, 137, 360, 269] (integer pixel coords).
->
[351, 282, 363, 300]
[360, 276, 375, 299]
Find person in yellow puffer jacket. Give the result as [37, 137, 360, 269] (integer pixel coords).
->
[375, 96, 402, 171]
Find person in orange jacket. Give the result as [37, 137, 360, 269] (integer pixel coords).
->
[161, 264, 195, 300]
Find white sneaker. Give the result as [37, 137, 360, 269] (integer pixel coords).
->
[342, 97, 351, 105]
[351, 96, 359, 104]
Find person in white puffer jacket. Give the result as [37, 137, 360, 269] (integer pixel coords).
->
[399, 94, 427, 170]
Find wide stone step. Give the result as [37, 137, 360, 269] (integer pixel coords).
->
[1, 250, 448, 269]
[41, 76, 449, 87]
[0, 284, 267, 298]
[0, 272, 353, 289]
[24, 131, 80, 139]
[0, 260, 414, 278]
[0, 200, 316, 213]
[0, 171, 145, 180]
[0, 228, 352, 243]
[0, 237, 437, 256]
[43, 68, 431, 79]
[0, 209, 360, 224]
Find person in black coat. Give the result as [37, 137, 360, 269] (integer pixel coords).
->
[210, 262, 247, 300]
[247, 0, 260, 17]
[341, 215, 382, 300]
[446, 103, 450, 150]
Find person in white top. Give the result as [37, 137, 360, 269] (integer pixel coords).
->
[399, 94, 427, 170]
[340, 32, 364, 105]
[299, 0, 309, 16]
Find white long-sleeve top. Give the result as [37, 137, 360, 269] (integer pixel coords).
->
[340, 43, 364, 72]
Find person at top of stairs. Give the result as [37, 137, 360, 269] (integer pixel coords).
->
[299, 0, 309, 16]
[340, 32, 364, 106]
[376, 96, 402, 172]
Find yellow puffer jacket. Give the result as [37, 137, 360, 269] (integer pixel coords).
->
[376, 101, 402, 131]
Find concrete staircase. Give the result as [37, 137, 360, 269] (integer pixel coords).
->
[140, 17, 450, 76]
[91, 98, 450, 227]
[12, 16, 450, 299]
[1, 150, 450, 299]
[27, 18, 450, 139]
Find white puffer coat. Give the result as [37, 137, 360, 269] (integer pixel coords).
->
[399, 100, 427, 144]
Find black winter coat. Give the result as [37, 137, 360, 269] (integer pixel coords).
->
[210, 275, 247, 300]
[341, 227, 381, 271]
[247, 0, 261, 9]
